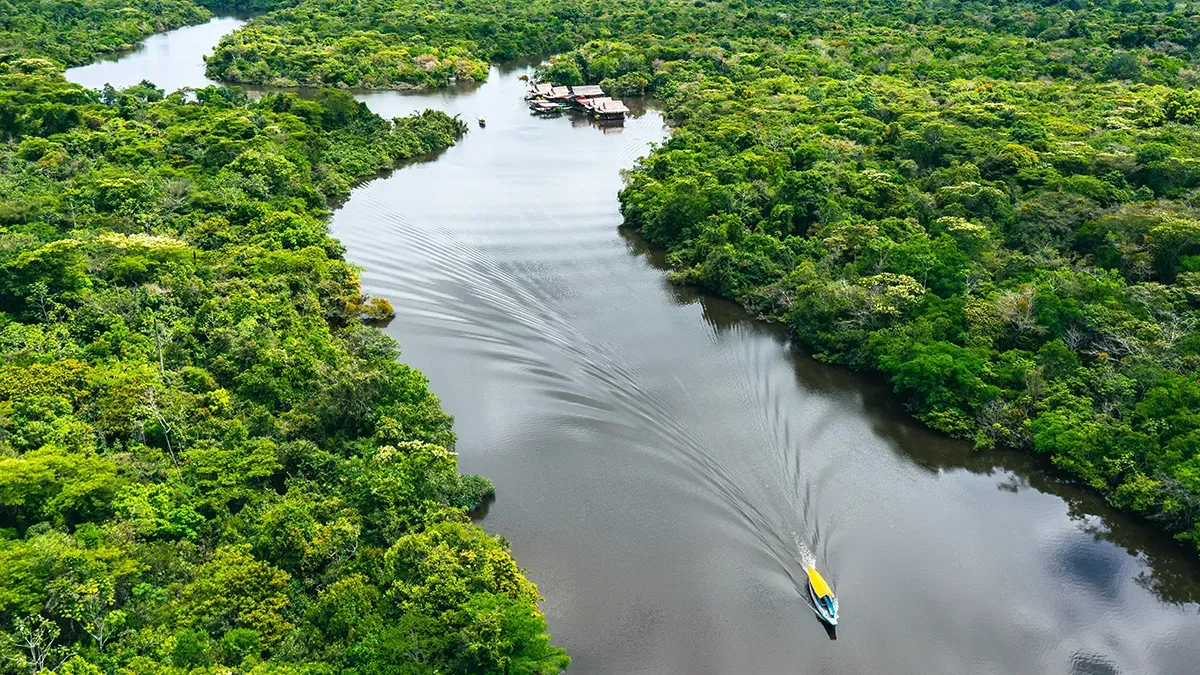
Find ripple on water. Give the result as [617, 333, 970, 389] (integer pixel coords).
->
[1070, 651, 1121, 675]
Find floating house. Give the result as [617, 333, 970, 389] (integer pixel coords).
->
[593, 98, 631, 120]
[526, 82, 629, 121]
[577, 96, 631, 120]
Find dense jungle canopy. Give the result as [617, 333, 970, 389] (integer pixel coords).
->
[200, 0, 1200, 554]
[3, 0, 1200, 672]
[0, 3, 571, 674]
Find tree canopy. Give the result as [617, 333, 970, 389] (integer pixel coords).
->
[0, 46, 566, 675]
[199, 0, 1200, 555]
[5, 0, 1200, 672]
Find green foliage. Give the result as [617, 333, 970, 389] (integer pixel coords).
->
[454, 593, 572, 675]
[171, 629, 213, 669]
[0, 1, 212, 67]
[203, 0, 1200, 93]
[449, 473, 497, 510]
[0, 56, 563, 673]
[510, 0, 1200, 557]
[219, 627, 263, 666]
[204, 0, 770, 89]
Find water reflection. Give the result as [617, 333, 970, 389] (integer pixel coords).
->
[621, 223, 1200, 611]
[64, 16, 248, 92]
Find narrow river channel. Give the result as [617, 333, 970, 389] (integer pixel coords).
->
[67, 17, 1200, 675]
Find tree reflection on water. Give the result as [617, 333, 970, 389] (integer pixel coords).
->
[620, 224, 1200, 611]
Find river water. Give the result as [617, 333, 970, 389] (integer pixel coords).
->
[66, 17, 1200, 675]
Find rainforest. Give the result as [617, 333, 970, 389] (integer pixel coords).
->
[0, 6, 570, 672]
[3, 0, 1200, 672]
[203, 0, 1200, 551]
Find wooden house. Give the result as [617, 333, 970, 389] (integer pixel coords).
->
[527, 83, 554, 99]
[594, 98, 630, 120]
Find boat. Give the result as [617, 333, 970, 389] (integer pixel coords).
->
[528, 99, 564, 115]
[806, 565, 838, 625]
[478, 117, 486, 127]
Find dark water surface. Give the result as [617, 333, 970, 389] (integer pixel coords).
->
[66, 25, 1200, 675]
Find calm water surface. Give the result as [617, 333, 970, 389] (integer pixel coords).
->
[67, 24, 1200, 675]
[65, 17, 247, 92]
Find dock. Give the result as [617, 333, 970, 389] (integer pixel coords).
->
[525, 82, 630, 121]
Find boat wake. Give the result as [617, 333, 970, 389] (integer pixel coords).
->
[714, 328, 843, 596]
[332, 79, 837, 632]
[794, 535, 816, 570]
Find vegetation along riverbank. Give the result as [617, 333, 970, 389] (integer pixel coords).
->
[3, 0, 1200, 669]
[0, 5, 570, 673]
[202, 0, 1200, 556]
[0, 1, 302, 68]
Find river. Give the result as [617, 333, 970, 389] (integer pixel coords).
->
[65, 17, 1200, 675]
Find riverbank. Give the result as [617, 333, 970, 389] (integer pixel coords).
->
[189, 0, 1200, 557]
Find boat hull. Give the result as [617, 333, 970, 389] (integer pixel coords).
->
[806, 566, 839, 625]
[809, 584, 838, 625]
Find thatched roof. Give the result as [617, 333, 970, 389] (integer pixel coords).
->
[570, 84, 606, 97]
[596, 99, 630, 114]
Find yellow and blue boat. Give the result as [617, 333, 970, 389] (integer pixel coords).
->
[806, 565, 838, 625]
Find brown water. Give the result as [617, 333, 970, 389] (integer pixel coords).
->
[66, 22, 1200, 675]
